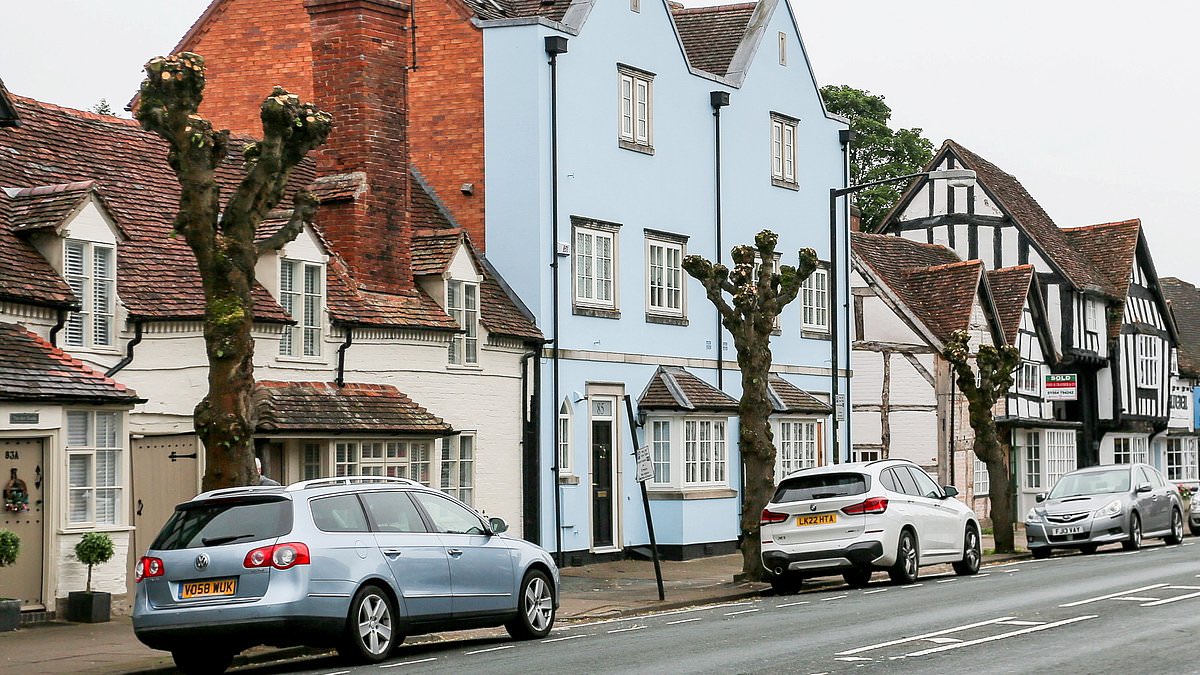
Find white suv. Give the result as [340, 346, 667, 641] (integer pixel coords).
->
[760, 459, 981, 593]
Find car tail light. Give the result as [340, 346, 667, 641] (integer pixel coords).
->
[842, 497, 888, 515]
[761, 509, 789, 525]
[243, 543, 311, 570]
[136, 556, 164, 582]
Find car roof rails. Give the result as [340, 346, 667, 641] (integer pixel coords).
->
[865, 457, 916, 468]
[193, 484, 282, 501]
[285, 476, 424, 491]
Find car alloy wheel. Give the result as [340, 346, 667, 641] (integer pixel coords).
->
[888, 530, 919, 584]
[1122, 513, 1142, 551]
[339, 584, 397, 663]
[953, 525, 981, 576]
[506, 570, 555, 639]
[1165, 508, 1184, 545]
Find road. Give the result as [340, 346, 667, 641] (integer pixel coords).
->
[255, 540, 1200, 674]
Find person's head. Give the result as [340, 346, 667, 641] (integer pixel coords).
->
[254, 457, 263, 476]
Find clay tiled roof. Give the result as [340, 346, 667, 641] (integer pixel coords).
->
[463, 0, 572, 22]
[1161, 277, 1200, 378]
[476, 253, 542, 341]
[768, 374, 831, 415]
[0, 322, 143, 403]
[5, 181, 99, 233]
[986, 266, 1034, 344]
[1061, 219, 1140, 300]
[323, 253, 458, 331]
[0, 77, 17, 127]
[852, 233, 983, 344]
[311, 172, 365, 203]
[671, 3, 756, 77]
[940, 140, 1109, 295]
[0, 194, 77, 309]
[412, 232, 460, 277]
[0, 96, 299, 323]
[254, 380, 454, 435]
[638, 366, 738, 413]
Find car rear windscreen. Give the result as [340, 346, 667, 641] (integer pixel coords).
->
[773, 473, 869, 503]
[151, 496, 293, 550]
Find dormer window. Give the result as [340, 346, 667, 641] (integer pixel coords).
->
[280, 259, 323, 358]
[64, 239, 115, 348]
[1084, 297, 1099, 335]
[448, 279, 478, 365]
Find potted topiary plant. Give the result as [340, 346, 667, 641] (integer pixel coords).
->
[0, 528, 20, 631]
[66, 532, 115, 623]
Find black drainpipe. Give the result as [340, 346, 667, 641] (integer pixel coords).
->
[105, 320, 144, 377]
[49, 308, 69, 347]
[335, 324, 354, 387]
[520, 347, 542, 545]
[710, 90, 730, 389]
[545, 34, 568, 567]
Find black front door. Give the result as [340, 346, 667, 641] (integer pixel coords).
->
[591, 397, 615, 549]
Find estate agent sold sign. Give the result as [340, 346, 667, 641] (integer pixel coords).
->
[1044, 373, 1078, 401]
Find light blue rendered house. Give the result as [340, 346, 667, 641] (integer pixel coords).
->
[479, 0, 849, 561]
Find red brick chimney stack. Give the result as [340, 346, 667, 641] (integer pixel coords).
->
[305, 0, 412, 294]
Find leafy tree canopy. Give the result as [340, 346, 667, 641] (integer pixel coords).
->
[820, 85, 934, 232]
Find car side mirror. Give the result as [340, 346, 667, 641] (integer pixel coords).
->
[488, 517, 508, 535]
[1136, 483, 1152, 494]
[1035, 492, 1047, 503]
[942, 485, 959, 498]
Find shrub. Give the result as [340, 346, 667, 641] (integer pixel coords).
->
[75, 532, 115, 593]
[0, 529, 18, 568]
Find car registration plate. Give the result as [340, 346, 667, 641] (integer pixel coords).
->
[1052, 526, 1084, 536]
[796, 513, 837, 527]
[180, 578, 237, 599]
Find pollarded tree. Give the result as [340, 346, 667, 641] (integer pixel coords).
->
[683, 231, 817, 580]
[943, 329, 1021, 553]
[135, 53, 332, 490]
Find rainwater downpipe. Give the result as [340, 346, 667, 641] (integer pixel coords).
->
[105, 319, 144, 377]
[710, 90, 730, 389]
[841, 128, 853, 461]
[49, 308, 68, 347]
[545, 34, 568, 566]
[335, 324, 354, 387]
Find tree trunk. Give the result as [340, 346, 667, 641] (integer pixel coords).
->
[735, 333, 775, 581]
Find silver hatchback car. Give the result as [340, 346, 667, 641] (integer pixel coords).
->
[133, 477, 559, 674]
[1025, 463, 1185, 557]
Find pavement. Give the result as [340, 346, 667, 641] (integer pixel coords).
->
[0, 531, 1027, 674]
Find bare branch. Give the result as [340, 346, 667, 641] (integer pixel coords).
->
[257, 192, 320, 255]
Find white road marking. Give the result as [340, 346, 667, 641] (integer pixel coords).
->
[541, 634, 586, 644]
[899, 583, 923, 588]
[1142, 590, 1200, 607]
[835, 657, 873, 662]
[1113, 596, 1159, 602]
[904, 615, 1097, 657]
[465, 645, 514, 655]
[381, 658, 437, 668]
[1059, 583, 1168, 607]
[837, 616, 1017, 655]
[724, 608, 760, 616]
[1168, 585, 1200, 590]
[863, 589, 888, 595]
[975, 573, 991, 578]
[822, 595, 847, 602]
[923, 637, 961, 644]
[322, 671, 350, 674]
[607, 625, 647, 634]
[666, 617, 702, 625]
[936, 579, 957, 584]
[996, 620, 1044, 626]
[778, 600, 810, 607]
[558, 602, 753, 630]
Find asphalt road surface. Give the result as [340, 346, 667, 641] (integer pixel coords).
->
[260, 540, 1200, 674]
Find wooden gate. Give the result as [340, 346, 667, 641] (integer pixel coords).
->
[0, 438, 45, 609]
[127, 435, 200, 597]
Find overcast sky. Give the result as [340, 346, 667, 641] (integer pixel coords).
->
[1, 0, 1196, 279]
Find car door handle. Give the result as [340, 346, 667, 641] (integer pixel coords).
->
[447, 549, 464, 558]
[382, 548, 403, 557]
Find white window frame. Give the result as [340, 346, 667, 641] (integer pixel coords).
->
[646, 236, 685, 317]
[618, 66, 654, 151]
[1018, 430, 1041, 490]
[574, 224, 618, 310]
[770, 113, 799, 188]
[1136, 335, 1161, 388]
[335, 439, 433, 485]
[447, 279, 479, 366]
[64, 239, 116, 349]
[852, 447, 881, 462]
[801, 267, 828, 333]
[440, 433, 475, 505]
[280, 259, 324, 358]
[1016, 361, 1042, 396]
[973, 456, 989, 496]
[1166, 437, 1198, 482]
[776, 418, 821, 478]
[1112, 435, 1149, 465]
[302, 442, 322, 481]
[1084, 297, 1099, 335]
[66, 410, 124, 527]
[1045, 430, 1076, 487]
[558, 399, 573, 475]
[645, 415, 731, 491]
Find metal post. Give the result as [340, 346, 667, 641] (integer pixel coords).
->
[623, 394, 664, 601]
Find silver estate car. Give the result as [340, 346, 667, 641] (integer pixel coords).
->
[1025, 463, 1185, 558]
[133, 477, 559, 674]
